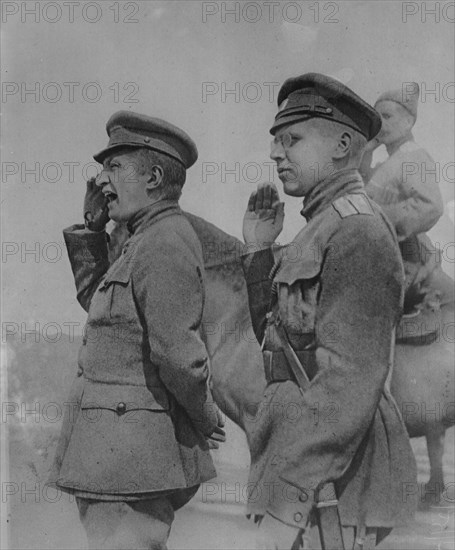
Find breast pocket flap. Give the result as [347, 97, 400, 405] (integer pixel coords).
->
[273, 257, 322, 286]
[100, 260, 132, 290]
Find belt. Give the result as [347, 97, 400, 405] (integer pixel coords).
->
[262, 349, 317, 384]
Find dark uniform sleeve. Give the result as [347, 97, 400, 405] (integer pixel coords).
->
[133, 234, 219, 437]
[64, 222, 130, 311]
[241, 248, 275, 344]
[375, 149, 443, 240]
[63, 224, 110, 312]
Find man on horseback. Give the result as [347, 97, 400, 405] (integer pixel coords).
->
[361, 83, 454, 340]
[241, 73, 417, 549]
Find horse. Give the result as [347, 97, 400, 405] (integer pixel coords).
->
[110, 212, 455, 503]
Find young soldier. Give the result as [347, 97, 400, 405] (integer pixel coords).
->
[242, 73, 417, 549]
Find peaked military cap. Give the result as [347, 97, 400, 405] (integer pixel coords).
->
[271, 72, 382, 140]
[375, 82, 419, 119]
[94, 110, 198, 168]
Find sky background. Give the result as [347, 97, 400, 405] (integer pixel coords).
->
[2, 0, 454, 330]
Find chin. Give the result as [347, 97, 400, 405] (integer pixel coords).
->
[379, 135, 393, 146]
[107, 211, 121, 223]
[283, 180, 309, 197]
[108, 209, 126, 224]
[283, 188, 304, 197]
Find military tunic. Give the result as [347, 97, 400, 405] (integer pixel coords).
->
[49, 200, 218, 500]
[242, 169, 417, 533]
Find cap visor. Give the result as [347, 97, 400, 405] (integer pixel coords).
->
[93, 143, 146, 164]
[270, 114, 314, 135]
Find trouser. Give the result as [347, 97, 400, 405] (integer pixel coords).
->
[76, 486, 198, 550]
[254, 513, 377, 550]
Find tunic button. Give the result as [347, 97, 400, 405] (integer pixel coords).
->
[144, 137, 151, 143]
[294, 512, 303, 523]
[116, 402, 127, 415]
[299, 491, 308, 503]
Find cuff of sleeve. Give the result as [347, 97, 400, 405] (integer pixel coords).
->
[63, 225, 109, 257]
[63, 224, 109, 244]
[265, 479, 315, 530]
[63, 224, 108, 238]
[186, 395, 219, 437]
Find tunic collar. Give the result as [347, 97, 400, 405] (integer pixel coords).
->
[301, 168, 365, 221]
[126, 200, 181, 235]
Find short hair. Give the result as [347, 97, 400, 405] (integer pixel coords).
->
[308, 118, 367, 163]
[130, 147, 187, 200]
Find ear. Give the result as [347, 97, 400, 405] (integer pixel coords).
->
[405, 111, 416, 131]
[332, 131, 352, 160]
[145, 165, 164, 192]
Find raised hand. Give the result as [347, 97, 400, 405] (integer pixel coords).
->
[83, 176, 110, 232]
[243, 182, 284, 250]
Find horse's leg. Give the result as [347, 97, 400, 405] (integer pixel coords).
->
[423, 424, 446, 505]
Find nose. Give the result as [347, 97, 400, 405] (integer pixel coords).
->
[95, 169, 110, 188]
[270, 140, 285, 162]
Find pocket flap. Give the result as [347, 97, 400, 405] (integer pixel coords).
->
[274, 255, 322, 286]
[81, 381, 170, 412]
[101, 257, 132, 289]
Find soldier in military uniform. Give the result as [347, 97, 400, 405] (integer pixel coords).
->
[241, 74, 417, 549]
[49, 111, 224, 550]
[361, 83, 454, 323]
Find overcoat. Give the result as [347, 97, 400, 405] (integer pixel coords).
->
[49, 200, 218, 499]
[241, 169, 417, 533]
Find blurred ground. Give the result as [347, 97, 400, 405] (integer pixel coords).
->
[2, 335, 454, 550]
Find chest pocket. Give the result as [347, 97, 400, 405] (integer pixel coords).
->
[273, 255, 322, 338]
[96, 255, 134, 323]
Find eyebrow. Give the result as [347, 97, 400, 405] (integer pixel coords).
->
[104, 156, 121, 168]
[273, 131, 303, 141]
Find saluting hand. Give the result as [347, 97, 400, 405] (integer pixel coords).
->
[83, 176, 110, 232]
[243, 182, 284, 250]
